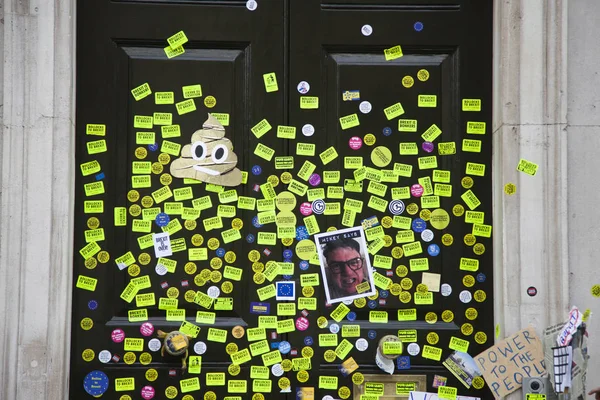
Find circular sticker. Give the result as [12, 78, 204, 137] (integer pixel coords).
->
[504, 183, 517, 195]
[246, 0, 258, 10]
[296, 239, 316, 260]
[407, 343, 420, 356]
[98, 350, 111, 363]
[441, 310, 454, 323]
[141, 386, 155, 400]
[427, 244, 440, 256]
[82, 349, 95, 362]
[459, 290, 472, 303]
[426, 332, 439, 344]
[348, 136, 363, 150]
[148, 338, 161, 352]
[303, 346, 315, 358]
[363, 133, 376, 146]
[464, 234, 476, 246]
[226, 343, 239, 355]
[165, 386, 178, 399]
[430, 209, 450, 230]
[461, 176, 474, 189]
[526, 286, 537, 296]
[461, 323, 474, 336]
[417, 69, 430, 81]
[441, 234, 454, 246]
[475, 331, 488, 345]
[411, 184, 424, 197]
[140, 322, 154, 336]
[425, 312, 437, 324]
[465, 307, 478, 320]
[422, 142, 434, 153]
[299, 202, 313, 216]
[339, 387, 351, 400]
[123, 352, 136, 364]
[302, 124, 315, 136]
[297, 81, 310, 94]
[194, 341, 207, 355]
[356, 338, 369, 351]
[473, 376, 485, 389]
[112, 329, 125, 343]
[441, 283, 452, 296]
[463, 275, 476, 287]
[155, 263, 168, 276]
[396, 265, 408, 277]
[296, 317, 310, 331]
[412, 218, 427, 233]
[329, 323, 340, 334]
[452, 204, 465, 217]
[414, 21, 424, 32]
[352, 372, 365, 385]
[83, 371, 109, 396]
[402, 76, 414, 88]
[361, 24, 373, 36]
[145, 369, 158, 382]
[317, 316, 328, 329]
[359, 101, 372, 114]
[473, 243, 485, 255]
[474, 290, 486, 302]
[204, 96, 217, 108]
[421, 229, 434, 242]
[371, 146, 392, 167]
[80, 317, 93, 331]
[271, 363, 284, 377]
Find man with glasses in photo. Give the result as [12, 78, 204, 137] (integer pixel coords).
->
[323, 237, 369, 300]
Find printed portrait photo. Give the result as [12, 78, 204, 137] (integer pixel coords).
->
[314, 226, 376, 304]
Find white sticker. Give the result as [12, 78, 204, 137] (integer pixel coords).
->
[302, 124, 315, 137]
[361, 24, 373, 36]
[297, 81, 310, 94]
[407, 343, 420, 356]
[359, 101, 372, 114]
[323, 396, 334, 400]
[329, 323, 340, 334]
[459, 290, 472, 303]
[207, 286, 221, 298]
[148, 338, 161, 352]
[98, 350, 112, 363]
[153, 232, 172, 258]
[342, 299, 353, 306]
[246, 0, 258, 11]
[421, 229, 434, 242]
[155, 263, 168, 276]
[194, 341, 207, 355]
[440, 283, 452, 296]
[356, 338, 369, 351]
[271, 363, 284, 377]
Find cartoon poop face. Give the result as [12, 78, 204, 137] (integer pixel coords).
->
[170, 114, 242, 186]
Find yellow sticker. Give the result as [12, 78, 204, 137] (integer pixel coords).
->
[86, 124, 106, 136]
[115, 377, 135, 391]
[517, 158, 539, 176]
[422, 345, 442, 361]
[384, 45, 403, 60]
[370, 146, 392, 167]
[418, 95, 437, 108]
[131, 83, 152, 101]
[339, 114, 360, 130]
[383, 103, 405, 120]
[175, 99, 196, 115]
[462, 99, 481, 111]
[263, 72, 279, 92]
[300, 96, 319, 109]
[402, 76, 414, 88]
[204, 95, 217, 108]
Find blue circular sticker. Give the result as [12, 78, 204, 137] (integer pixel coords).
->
[155, 213, 170, 227]
[476, 273, 486, 283]
[148, 143, 159, 152]
[252, 216, 263, 228]
[83, 370, 109, 396]
[347, 311, 357, 321]
[216, 248, 225, 257]
[427, 244, 440, 256]
[299, 260, 309, 271]
[383, 127, 392, 136]
[278, 341, 291, 354]
[414, 21, 424, 32]
[368, 300, 378, 309]
[283, 249, 293, 259]
[252, 165, 262, 176]
[296, 226, 309, 240]
[412, 218, 427, 233]
[304, 336, 314, 346]
[329, 323, 340, 334]
[246, 234, 255, 243]
[88, 300, 98, 310]
[379, 290, 389, 299]
[368, 330, 377, 340]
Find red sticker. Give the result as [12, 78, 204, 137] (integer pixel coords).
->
[527, 286, 537, 297]
[111, 329, 125, 343]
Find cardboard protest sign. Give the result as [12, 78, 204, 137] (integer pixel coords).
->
[474, 327, 546, 399]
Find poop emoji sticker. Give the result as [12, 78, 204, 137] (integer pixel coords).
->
[170, 114, 242, 186]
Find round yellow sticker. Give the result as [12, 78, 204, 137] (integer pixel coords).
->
[425, 312, 437, 324]
[281, 172, 293, 184]
[296, 239, 316, 260]
[472, 376, 485, 389]
[82, 349, 95, 362]
[364, 133, 376, 146]
[165, 386, 178, 399]
[371, 146, 392, 167]
[504, 183, 517, 195]
[406, 203, 419, 215]
[426, 332, 439, 344]
[139, 352, 152, 365]
[276, 191, 297, 211]
[452, 204, 465, 217]
[123, 352, 136, 364]
[417, 69, 430, 81]
[141, 196, 154, 208]
[158, 153, 171, 165]
[127, 264, 140, 277]
[441, 310, 454, 323]
[352, 372, 365, 385]
[441, 234, 454, 246]
[396, 265, 408, 277]
[159, 173, 172, 186]
[276, 211, 297, 227]
[204, 96, 217, 108]
[419, 209, 431, 221]
[145, 368, 158, 381]
[402, 76, 414, 88]
[391, 246, 403, 259]
[399, 291, 411, 303]
[465, 308, 478, 320]
[80, 318, 93, 330]
[474, 290, 486, 302]
[127, 190, 139, 204]
[430, 209, 450, 230]
[135, 147, 147, 159]
[85, 257, 97, 270]
[401, 278, 413, 290]
[138, 252, 151, 265]
[339, 386, 351, 400]
[87, 217, 100, 230]
[475, 331, 488, 344]
[461, 323, 474, 336]
[277, 376, 291, 390]
[473, 243, 485, 255]
[464, 234, 476, 246]
[185, 262, 197, 275]
[297, 370, 309, 383]
[461, 176, 474, 189]
[463, 275, 475, 287]
[354, 297, 366, 308]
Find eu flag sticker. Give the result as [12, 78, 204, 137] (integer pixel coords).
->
[276, 281, 295, 301]
[397, 355, 411, 370]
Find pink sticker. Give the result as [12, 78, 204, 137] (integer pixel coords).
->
[308, 173, 321, 186]
[140, 322, 154, 336]
[299, 202, 313, 216]
[296, 317, 309, 331]
[349, 136, 363, 150]
[411, 184, 424, 197]
[111, 329, 125, 343]
[141, 386, 155, 399]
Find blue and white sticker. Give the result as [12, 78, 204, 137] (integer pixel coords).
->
[304, 336, 314, 346]
[412, 218, 427, 233]
[252, 216, 263, 228]
[368, 330, 377, 340]
[246, 234, 255, 243]
[389, 200, 405, 215]
[155, 213, 170, 227]
[83, 371, 109, 396]
[299, 260, 309, 271]
[427, 244, 440, 256]
[382, 127, 392, 136]
[252, 165, 262, 176]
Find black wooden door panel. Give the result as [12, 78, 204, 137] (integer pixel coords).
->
[73, 1, 284, 398]
[288, 1, 492, 398]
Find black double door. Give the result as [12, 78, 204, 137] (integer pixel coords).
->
[73, 1, 493, 399]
